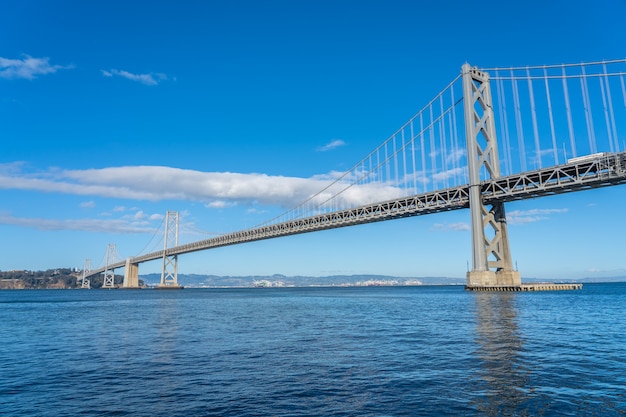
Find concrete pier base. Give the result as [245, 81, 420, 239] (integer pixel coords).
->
[123, 259, 140, 288]
[466, 270, 521, 287]
[466, 283, 582, 292]
[154, 284, 184, 290]
[464, 270, 583, 291]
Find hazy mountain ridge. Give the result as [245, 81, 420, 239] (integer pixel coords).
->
[139, 273, 626, 287]
[1, 270, 623, 290]
[139, 273, 459, 287]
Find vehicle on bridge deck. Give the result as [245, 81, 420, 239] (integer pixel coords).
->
[567, 152, 611, 164]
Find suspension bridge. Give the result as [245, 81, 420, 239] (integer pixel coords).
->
[81, 59, 626, 290]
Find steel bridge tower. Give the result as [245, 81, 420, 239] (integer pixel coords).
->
[462, 63, 521, 288]
[157, 211, 182, 288]
[102, 243, 118, 289]
[81, 259, 91, 289]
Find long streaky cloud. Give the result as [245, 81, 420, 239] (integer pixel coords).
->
[507, 208, 568, 224]
[102, 69, 167, 85]
[317, 139, 346, 152]
[0, 165, 404, 210]
[0, 213, 156, 234]
[0, 55, 73, 80]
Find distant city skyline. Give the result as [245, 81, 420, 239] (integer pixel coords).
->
[1, 0, 625, 280]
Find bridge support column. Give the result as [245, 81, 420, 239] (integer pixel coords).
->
[462, 63, 521, 288]
[157, 211, 182, 289]
[102, 243, 118, 289]
[123, 258, 140, 288]
[81, 259, 91, 289]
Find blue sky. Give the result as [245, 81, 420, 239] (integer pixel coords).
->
[1, 0, 625, 280]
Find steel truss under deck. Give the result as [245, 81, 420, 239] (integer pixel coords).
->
[85, 151, 626, 278]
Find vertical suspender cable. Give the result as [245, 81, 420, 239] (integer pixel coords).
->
[450, 84, 461, 184]
[410, 120, 417, 194]
[376, 147, 381, 191]
[621, 74, 626, 107]
[580, 65, 597, 154]
[599, 67, 615, 153]
[527, 67, 542, 169]
[511, 69, 527, 172]
[496, 72, 512, 175]
[420, 113, 426, 192]
[367, 154, 376, 184]
[383, 141, 391, 183]
[439, 95, 448, 188]
[429, 105, 437, 189]
[619, 75, 626, 151]
[543, 67, 559, 164]
[393, 134, 399, 187]
[603, 63, 619, 153]
[562, 65, 577, 159]
[401, 129, 407, 193]
[446, 93, 457, 185]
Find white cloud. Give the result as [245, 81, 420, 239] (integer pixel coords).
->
[317, 139, 346, 152]
[102, 69, 168, 85]
[445, 148, 465, 165]
[507, 208, 568, 225]
[432, 167, 464, 182]
[206, 200, 234, 209]
[432, 222, 470, 232]
[80, 201, 96, 208]
[0, 213, 156, 234]
[0, 164, 412, 214]
[0, 55, 73, 80]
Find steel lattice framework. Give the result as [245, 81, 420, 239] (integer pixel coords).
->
[84, 59, 626, 286]
[80, 258, 91, 289]
[101, 244, 117, 288]
[84, 152, 626, 278]
[158, 211, 180, 287]
[462, 64, 519, 286]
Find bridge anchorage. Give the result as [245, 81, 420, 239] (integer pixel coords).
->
[82, 59, 626, 291]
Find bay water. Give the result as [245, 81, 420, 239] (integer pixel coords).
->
[1, 283, 625, 416]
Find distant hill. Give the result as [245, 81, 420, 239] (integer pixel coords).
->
[140, 273, 626, 288]
[0, 268, 130, 289]
[1, 269, 623, 290]
[0, 268, 82, 289]
[522, 276, 626, 284]
[139, 273, 465, 287]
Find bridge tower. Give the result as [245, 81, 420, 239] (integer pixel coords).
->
[81, 258, 91, 289]
[157, 211, 182, 288]
[102, 243, 118, 289]
[462, 63, 521, 288]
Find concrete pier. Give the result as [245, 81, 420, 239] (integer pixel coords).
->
[466, 283, 583, 292]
